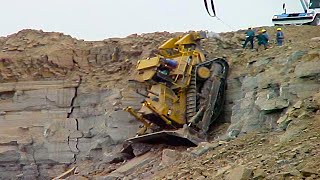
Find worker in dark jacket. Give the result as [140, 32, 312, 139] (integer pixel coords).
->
[276, 28, 284, 46]
[242, 28, 255, 49]
[261, 29, 270, 47]
[256, 30, 268, 50]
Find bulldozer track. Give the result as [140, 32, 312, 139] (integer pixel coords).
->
[186, 69, 197, 121]
[186, 58, 229, 133]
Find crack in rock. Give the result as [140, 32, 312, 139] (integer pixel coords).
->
[67, 76, 82, 118]
[67, 77, 82, 163]
[30, 137, 40, 178]
[67, 118, 81, 163]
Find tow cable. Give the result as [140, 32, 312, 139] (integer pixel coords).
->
[204, 0, 216, 17]
[204, 0, 235, 31]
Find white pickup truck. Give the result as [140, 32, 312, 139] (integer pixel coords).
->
[272, 0, 320, 26]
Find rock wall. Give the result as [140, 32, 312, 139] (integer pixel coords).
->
[225, 49, 320, 136]
[0, 80, 78, 178]
[0, 80, 144, 179]
[0, 30, 155, 179]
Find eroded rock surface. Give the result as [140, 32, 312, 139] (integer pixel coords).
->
[0, 26, 320, 179]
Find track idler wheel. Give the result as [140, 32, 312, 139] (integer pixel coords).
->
[197, 66, 211, 80]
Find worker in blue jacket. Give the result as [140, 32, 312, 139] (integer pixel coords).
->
[256, 30, 268, 50]
[276, 28, 284, 46]
[243, 28, 255, 49]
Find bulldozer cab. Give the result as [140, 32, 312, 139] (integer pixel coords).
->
[134, 32, 207, 86]
[135, 57, 160, 82]
[135, 57, 174, 84]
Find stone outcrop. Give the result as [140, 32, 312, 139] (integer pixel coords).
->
[0, 29, 158, 179]
[160, 149, 181, 166]
[226, 49, 320, 135]
[0, 79, 143, 179]
[0, 80, 79, 178]
[226, 165, 253, 180]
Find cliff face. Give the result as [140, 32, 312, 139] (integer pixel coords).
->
[0, 26, 319, 179]
[0, 30, 173, 179]
[224, 28, 320, 134]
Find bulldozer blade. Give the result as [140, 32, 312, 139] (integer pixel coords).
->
[121, 127, 204, 154]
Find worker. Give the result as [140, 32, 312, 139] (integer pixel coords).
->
[261, 29, 270, 48]
[256, 30, 268, 50]
[276, 28, 284, 46]
[242, 28, 255, 49]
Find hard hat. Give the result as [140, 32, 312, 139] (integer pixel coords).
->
[261, 29, 267, 32]
[277, 28, 282, 31]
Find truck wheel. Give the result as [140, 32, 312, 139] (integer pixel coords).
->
[311, 15, 320, 26]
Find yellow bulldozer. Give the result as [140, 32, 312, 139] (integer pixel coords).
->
[124, 31, 229, 148]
